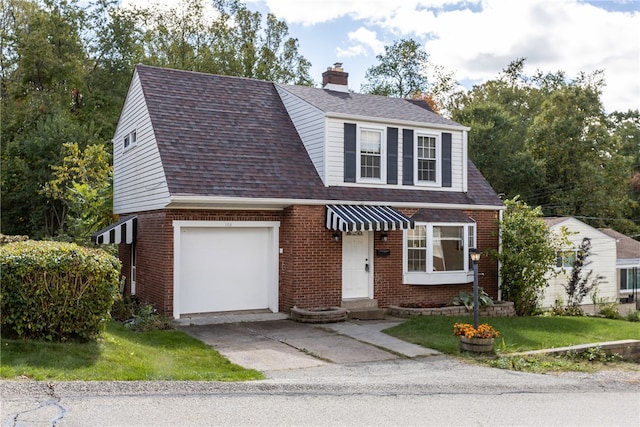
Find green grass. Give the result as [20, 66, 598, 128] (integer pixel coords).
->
[0, 322, 264, 381]
[385, 315, 640, 356]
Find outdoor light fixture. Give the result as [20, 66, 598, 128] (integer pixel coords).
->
[380, 233, 388, 242]
[469, 248, 481, 329]
[332, 232, 341, 242]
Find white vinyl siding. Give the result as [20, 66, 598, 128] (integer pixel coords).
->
[326, 118, 465, 191]
[275, 86, 326, 182]
[542, 218, 618, 307]
[113, 71, 170, 214]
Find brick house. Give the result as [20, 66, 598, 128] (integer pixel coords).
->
[92, 64, 504, 319]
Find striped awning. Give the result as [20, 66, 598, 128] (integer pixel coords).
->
[326, 205, 414, 232]
[91, 216, 137, 244]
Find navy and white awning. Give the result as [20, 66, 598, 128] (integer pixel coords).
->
[326, 205, 414, 232]
[91, 216, 137, 244]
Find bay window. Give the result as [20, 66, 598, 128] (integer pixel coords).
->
[404, 222, 476, 285]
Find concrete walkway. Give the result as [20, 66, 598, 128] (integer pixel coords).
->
[177, 315, 440, 371]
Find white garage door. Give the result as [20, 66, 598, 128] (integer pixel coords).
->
[177, 224, 277, 315]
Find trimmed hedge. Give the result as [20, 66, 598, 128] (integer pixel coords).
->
[1, 241, 121, 341]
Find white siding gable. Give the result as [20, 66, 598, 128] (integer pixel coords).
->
[275, 86, 327, 183]
[542, 218, 618, 308]
[113, 71, 170, 214]
[326, 117, 466, 192]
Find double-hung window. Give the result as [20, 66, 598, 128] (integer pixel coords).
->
[415, 133, 439, 185]
[358, 127, 385, 182]
[405, 222, 476, 285]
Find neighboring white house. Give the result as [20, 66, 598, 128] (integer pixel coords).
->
[600, 228, 640, 302]
[542, 217, 617, 308]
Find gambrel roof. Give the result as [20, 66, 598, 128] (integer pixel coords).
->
[134, 65, 502, 208]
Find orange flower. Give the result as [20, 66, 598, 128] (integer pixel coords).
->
[453, 323, 499, 339]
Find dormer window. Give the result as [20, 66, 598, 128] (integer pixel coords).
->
[415, 133, 440, 185]
[357, 126, 385, 182]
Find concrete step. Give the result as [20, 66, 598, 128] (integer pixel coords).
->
[341, 298, 379, 310]
[347, 308, 387, 320]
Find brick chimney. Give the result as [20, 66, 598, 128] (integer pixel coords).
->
[322, 63, 349, 92]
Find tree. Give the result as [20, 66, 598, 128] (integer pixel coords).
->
[562, 238, 602, 316]
[452, 59, 638, 234]
[492, 197, 567, 316]
[138, 0, 313, 85]
[361, 38, 458, 112]
[43, 142, 113, 243]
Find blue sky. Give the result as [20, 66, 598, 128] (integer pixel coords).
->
[124, 0, 640, 113]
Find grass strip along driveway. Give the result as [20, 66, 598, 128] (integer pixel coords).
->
[1, 322, 264, 381]
[386, 315, 640, 372]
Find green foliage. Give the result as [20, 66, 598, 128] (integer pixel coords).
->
[452, 58, 639, 235]
[563, 238, 602, 310]
[386, 315, 640, 366]
[43, 142, 113, 244]
[598, 301, 621, 320]
[1, 0, 313, 240]
[566, 346, 621, 363]
[110, 294, 139, 322]
[361, 38, 459, 112]
[0, 240, 121, 341]
[626, 310, 640, 322]
[0, 321, 264, 381]
[452, 288, 494, 311]
[491, 197, 567, 316]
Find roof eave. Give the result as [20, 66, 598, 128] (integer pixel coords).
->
[325, 112, 470, 132]
[167, 195, 504, 211]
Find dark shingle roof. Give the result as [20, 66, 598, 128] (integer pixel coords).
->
[135, 65, 501, 207]
[600, 228, 640, 260]
[276, 84, 463, 128]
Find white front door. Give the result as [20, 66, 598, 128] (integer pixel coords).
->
[342, 231, 372, 299]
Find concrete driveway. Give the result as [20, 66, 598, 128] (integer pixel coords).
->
[177, 315, 439, 371]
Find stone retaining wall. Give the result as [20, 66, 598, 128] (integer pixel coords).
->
[388, 301, 516, 318]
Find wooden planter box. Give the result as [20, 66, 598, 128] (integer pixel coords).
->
[459, 336, 495, 353]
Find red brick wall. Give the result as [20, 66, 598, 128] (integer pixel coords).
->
[119, 206, 500, 317]
[372, 209, 500, 307]
[281, 205, 342, 309]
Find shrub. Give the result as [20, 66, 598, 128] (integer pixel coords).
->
[452, 288, 494, 311]
[124, 303, 174, 332]
[110, 294, 139, 322]
[598, 302, 621, 319]
[1, 241, 121, 341]
[626, 310, 640, 322]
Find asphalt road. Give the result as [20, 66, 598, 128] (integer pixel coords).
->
[2, 355, 639, 426]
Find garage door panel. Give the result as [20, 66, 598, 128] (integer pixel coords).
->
[180, 227, 272, 314]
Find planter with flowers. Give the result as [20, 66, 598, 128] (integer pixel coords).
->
[453, 323, 500, 353]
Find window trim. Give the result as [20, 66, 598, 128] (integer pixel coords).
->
[555, 249, 578, 269]
[414, 132, 441, 186]
[123, 130, 137, 152]
[403, 221, 476, 285]
[356, 125, 386, 183]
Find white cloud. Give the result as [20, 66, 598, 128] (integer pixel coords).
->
[119, 0, 639, 111]
[257, 0, 639, 111]
[337, 27, 385, 58]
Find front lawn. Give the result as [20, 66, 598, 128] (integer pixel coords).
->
[0, 322, 264, 381]
[385, 315, 640, 355]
